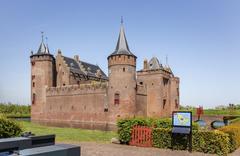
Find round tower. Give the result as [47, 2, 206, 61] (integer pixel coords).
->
[107, 21, 137, 121]
[30, 34, 56, 121]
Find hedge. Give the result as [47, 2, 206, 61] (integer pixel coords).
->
[153, 128, 230, 155]
[0, 115, 22, 138]
[219, 121, 240, 152]
[117, 117, 199, 144]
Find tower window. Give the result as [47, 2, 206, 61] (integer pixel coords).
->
[163, 78, 169, 86]
[163, 99, 166, 109]
[104, 108, 108, 112]
[123, 67, 125, 72]
[31, 62, 35, 66]
[33, 82, 35, 87]
[114, 93, 120, 105]
[32, 75, 35, 80]
[32, 93, 36, 105]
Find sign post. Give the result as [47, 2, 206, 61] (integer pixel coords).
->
[171, 111, 192, 152]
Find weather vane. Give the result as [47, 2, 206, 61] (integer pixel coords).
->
[41, 31, 44, 42]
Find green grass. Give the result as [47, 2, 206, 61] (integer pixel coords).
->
[18, 121, 117, 143]
[181, 109, 240, 116]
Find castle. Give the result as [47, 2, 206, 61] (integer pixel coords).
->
[30, 23, 180, 130]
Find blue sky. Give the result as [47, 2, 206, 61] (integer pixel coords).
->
[0, 0, 239, 108]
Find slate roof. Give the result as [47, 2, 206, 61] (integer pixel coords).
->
[108, 24, 136, 58]
[63, 56, 108, 80]
[37, 40, 50, 54]
[149, 57, 163, 70]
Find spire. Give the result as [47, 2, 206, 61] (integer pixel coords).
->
[108, 18, 136, 58]
[36, 31, 50, 54]
[45, 37, 50, 54]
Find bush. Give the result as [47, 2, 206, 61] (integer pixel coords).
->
[0, 115, 22, 138]
[153, 128, 230, 155]
[0, 103, 30, 117]
[117, 117, 199, 143]
[219, 123, 240, 152]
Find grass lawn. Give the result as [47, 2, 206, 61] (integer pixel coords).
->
[183, 109, 240, 116]
[18, 121, 117, 143]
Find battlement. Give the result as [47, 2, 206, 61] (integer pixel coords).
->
[46, 82, 107, 96]
[30, 54, 54, 62]
[137, 68, 172, 76]
[108, 55, 136, 67]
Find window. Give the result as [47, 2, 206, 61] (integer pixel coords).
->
[32, 75, 35, 80]
[123, 67, 125, 72]
[104, 108, 108, 112]
[31, 62, 35, 66]
[139, 82, 143, 85]
[163, 78, 169, 86]
[32, 93, 36, 105]
[163, 99, 166, 109]
[128, 56, 130, 59]
[114, 93, 120, 105]
[33, 82, 35, 87]
[175, 99, 179, 109]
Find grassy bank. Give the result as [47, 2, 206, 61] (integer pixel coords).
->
[18, 121, 117, 143]
[182, 109, 240, 116]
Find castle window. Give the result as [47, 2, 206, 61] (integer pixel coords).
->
[123, 67, 125, 72]
[139, 82, 143, 85]
[104, 108, 108, 112]
[32, 75, 35, 80]
[63, 83, 65, 86]
[33, 82, 35, 87]
[175, 99, 179, 109]
[32, 93, 36, 105]
[114, 93, 120, 105]
[163, 78, 169, 86]
[31, 62, 35, 66]
[163, 99, 166, 109]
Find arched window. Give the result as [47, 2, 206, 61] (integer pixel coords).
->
[114, 93, 120, 105]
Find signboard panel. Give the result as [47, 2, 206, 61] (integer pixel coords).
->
[173, 111, 192, 127]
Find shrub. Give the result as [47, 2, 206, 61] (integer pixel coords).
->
[219, 123, 240, 152]
[117, 117, 199, 143]
[153, 128, 230, 155]
[0, 115, 22, 138]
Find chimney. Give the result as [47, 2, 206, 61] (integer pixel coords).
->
[74, 55, 80, 62]
[143, 59, 148, 70]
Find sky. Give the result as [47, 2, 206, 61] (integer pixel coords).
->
[0, 0, 239, 108]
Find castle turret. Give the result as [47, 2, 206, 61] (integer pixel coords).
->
[30, 34, 56, 121]
[107, 21, 137, 121]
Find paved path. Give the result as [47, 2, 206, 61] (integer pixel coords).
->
[76, 142, 211, 156]
[61, 142, 240, 156]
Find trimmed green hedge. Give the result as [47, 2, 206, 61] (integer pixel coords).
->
[0, 115, 22, 138]
[219, 122, 240, 152]
[153, 128, 230, 155]
[117, 117, 199, 144]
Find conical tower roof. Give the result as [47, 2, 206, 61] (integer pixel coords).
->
[36, 32, 49, 54]
[108, 21, 136, 58]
